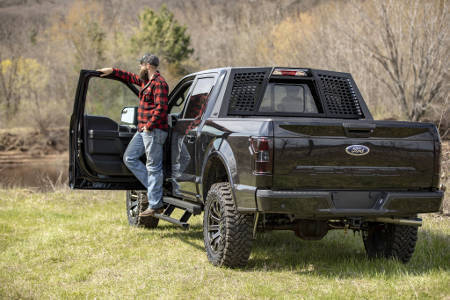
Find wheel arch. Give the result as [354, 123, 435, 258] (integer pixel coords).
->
[200, 139, 239, 206]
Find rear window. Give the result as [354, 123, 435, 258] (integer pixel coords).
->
[258, 83, 318, 114]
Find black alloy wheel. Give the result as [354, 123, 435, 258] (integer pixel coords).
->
[206, 191, 223, 254]
[126, 190, 159, 228]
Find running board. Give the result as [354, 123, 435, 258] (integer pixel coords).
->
[163, 197, 202, 215]
[153, 197, 202, 229]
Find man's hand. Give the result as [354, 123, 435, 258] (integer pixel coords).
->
[97, 68, 113, 77]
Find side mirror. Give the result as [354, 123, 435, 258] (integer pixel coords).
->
[121, 106, 137, 125]
[168, 113, 179, 128]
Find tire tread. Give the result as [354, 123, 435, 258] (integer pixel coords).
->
[204, 182, 253, 268]
[363, 222, 418, 263]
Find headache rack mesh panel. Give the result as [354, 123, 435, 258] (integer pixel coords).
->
[228, 71, 266, 114]
[317, 74, 363, 118]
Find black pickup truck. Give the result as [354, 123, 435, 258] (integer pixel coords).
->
[70, 67, 444, 267]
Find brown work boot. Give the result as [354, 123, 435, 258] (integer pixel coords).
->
[139, 207, 164, 217]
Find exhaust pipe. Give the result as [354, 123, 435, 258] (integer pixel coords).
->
[369, 217, 422, 227]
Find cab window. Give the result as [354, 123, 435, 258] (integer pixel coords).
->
[169, 81, 194, 115]
[183, 77, 215, 119]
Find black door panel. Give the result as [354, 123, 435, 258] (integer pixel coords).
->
[83, 115, 132, 176]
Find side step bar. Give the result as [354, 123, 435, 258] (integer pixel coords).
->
[163, 197, 202, 215]
[153, 196, 202, 229]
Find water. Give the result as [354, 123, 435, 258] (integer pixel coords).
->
[0, 153, 68, 190]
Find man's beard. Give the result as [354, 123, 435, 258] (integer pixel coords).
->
[140, 69, 149, 82]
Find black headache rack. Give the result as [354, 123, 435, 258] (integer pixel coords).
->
[224, 67, 371, 119]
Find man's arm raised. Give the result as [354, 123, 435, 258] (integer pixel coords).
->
[96, 67, 143, 86]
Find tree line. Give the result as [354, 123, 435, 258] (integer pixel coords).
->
[0, 0, 447, 137]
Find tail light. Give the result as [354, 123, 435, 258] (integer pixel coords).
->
[432, 128, 442, 189]
[250, 137, 273, 175]
[271, 68, 309, 77]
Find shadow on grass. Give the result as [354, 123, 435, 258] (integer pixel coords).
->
[148, 223, 450, 276]
[248, 229, 449, 276]
[154, 223, 204, 251]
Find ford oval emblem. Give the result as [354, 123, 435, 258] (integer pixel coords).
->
[345, 145, 370, 156]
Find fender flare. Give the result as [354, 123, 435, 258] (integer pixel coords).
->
[200, 138, 239, 205]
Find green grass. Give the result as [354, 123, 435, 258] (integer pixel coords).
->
[0, 189, 449, 299]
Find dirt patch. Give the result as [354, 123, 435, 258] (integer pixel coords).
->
[0, 127, 68, 157]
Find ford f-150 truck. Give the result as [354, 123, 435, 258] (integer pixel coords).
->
[69, 67, 444, 267]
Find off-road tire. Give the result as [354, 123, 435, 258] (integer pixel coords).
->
[126, 190, 159, 229]
[203, 182, 253, 268]
[362, 222, 418, 263]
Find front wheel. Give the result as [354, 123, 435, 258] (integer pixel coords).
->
[203, 182, 253, 268]
[126, 190, 159, 229]
[362, 222, 418, 263]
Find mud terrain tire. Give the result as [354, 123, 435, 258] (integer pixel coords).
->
[203, 182, 253, 268]
[363, 222, 418, 263]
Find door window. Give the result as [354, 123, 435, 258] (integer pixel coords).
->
[183, 77, 215, 119]
[85, 77, 138, 123]
[169, 81, 194, 115]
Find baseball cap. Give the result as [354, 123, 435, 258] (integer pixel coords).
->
[139, 53, 159, 67]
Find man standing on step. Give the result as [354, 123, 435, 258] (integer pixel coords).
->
[97, 54, 169, 217]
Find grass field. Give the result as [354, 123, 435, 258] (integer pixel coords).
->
[0, 189, 449, 299]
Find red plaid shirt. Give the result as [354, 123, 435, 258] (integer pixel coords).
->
[112, 68, 169, 131]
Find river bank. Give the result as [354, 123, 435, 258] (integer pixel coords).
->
[0, 128, 68, 190]
[0, 151, 68, 190]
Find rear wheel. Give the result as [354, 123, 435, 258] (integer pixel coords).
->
[362, 222, 418, 263]
[126, 190, 159, 229]
[203, 182, 253, 268]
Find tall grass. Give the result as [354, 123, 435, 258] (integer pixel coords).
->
[0, 189, 449, 299]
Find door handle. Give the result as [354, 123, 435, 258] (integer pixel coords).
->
[186, 135, 196, 143]
[343, 123, 376, 137]
[118, 132, 134, 138]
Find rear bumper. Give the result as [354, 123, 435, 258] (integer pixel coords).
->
[255, 190, 444, 217]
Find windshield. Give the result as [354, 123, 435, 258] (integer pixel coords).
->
[258, 83, 319, 114]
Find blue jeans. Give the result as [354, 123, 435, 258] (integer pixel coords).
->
[123, 129, 168, 209]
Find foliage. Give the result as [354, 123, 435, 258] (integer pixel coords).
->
[247, 0, 449, 122]
[130, 5, 193, 69]
[346, 0, 449, 122]
[48, 0, 107, 71]
[0, 58, 49, 128]
[0, 0, 447, 131]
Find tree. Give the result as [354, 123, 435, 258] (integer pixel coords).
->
[253, 0, 448, 122]
[346, 0, 448, 121]
[0, 58, 20, 119]
[130, 5, 193, 68]
[0, 57, 51, 132]
[48, 0, 107, 71]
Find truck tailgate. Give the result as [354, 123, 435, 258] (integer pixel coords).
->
[272, 119, 438, 190]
